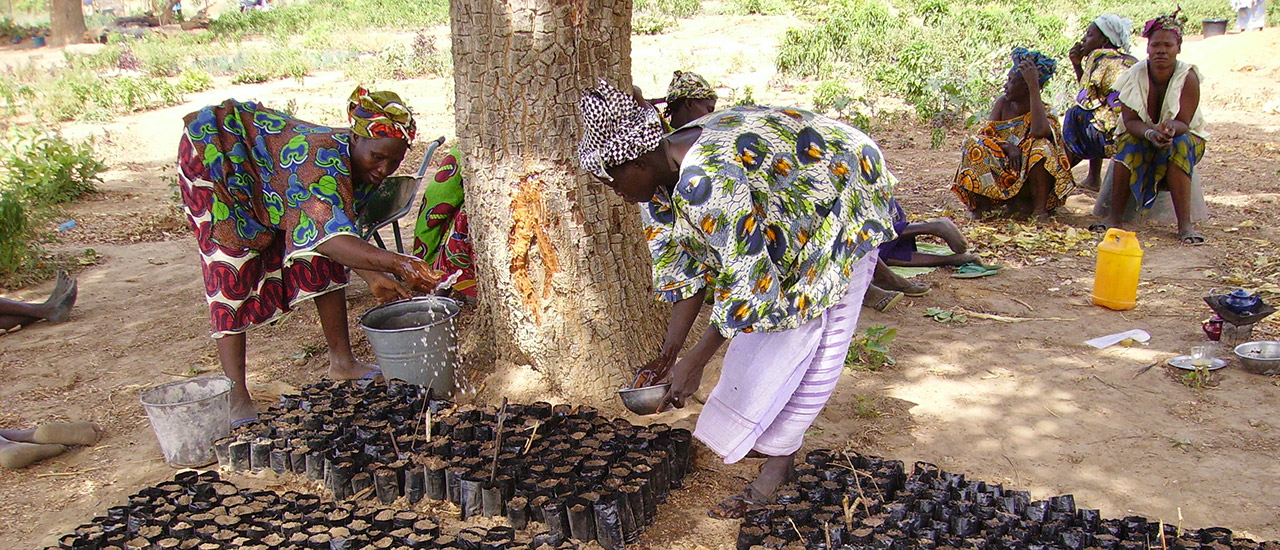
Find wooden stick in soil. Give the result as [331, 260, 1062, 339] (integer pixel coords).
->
[412, 388, 433, 452]
[489, 397, 509, 483]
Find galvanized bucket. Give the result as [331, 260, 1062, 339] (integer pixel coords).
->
[360, 296, 459, 395]
[139, 376, 232, 468]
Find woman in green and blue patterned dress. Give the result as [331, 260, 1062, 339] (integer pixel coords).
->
[579, 81, 898, 518]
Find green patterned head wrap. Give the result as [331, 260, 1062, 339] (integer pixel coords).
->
[347, 86, 417, 144]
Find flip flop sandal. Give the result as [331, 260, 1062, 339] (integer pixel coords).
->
[1088, 222, 1110, 233]
[231, 417, 258, 429]
[901, 284, 931, 297]
[951, 263, 998, 279]
[1179, 232, 1207, 246]
[708, 484, 769, 520]
[872, 291, 904, 312]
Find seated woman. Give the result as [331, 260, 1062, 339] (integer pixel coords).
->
[0, 270, 76, 333]
[1064, 15, 1137, 191]
[952, 48, 1075, 222]
[1091, 10, 1209, 245]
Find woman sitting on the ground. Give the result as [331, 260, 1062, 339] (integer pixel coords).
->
[952, 48, 1075, 222]
[178, 88, 439, 426]
[1091, 10, 1209, 245]
[1064, 15, 1137, 191]
[0, 270, 76, 333]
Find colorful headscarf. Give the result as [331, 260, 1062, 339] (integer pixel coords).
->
[1142, 8, 1186, 41]
[666, 70, 717, 103]
[577, 80, 665, 180]
[347, 86, 417, 144]
[1011, 47, 1057, 87]
[1094, 14, 1133, 53]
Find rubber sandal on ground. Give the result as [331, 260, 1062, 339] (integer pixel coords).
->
[951, 263, 998, 279]
[230, 417, 258, 429]
[708, 484, 769, 520]
[1088, 222, 1110, 233]
[1179, 232, 1207, 246]
[872, 291, 904, 312]
[901, 284, 931, 297]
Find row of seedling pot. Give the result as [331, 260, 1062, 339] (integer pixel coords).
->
[737, 450, 1277, 550]
[212, 380, 693, 549]
[46, 470, 588, 550]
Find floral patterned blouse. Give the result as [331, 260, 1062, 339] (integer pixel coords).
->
[183, 99, 372, 263]
[1075, 49, 1135, 139]
[642, 106, 898, 337]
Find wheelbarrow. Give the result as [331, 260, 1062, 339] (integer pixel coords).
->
[357, 136, 447, 254]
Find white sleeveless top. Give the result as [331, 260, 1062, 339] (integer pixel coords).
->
[1114, 59, 1208, 139]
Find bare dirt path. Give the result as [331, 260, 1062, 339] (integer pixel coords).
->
[0, 16, 1277, 550]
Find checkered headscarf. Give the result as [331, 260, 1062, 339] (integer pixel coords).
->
[577, 80, 665, 180]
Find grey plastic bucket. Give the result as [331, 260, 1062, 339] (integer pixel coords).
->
[139, 376, 232, 468]
[360, 296, 459, 395]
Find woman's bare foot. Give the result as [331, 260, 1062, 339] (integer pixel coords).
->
[329, 356, 380, 381]
[33, 421, 100, 446]
[0, 435, 65, 469]
[229, 390, 258, 425]
[947, 253, 982, 266]
[43, 273, 77, 324]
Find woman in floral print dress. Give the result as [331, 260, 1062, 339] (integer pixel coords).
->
[178, 88, 439, 426]
[578, 81, 898, 518]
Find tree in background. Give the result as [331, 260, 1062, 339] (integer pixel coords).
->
[49, 0, 86, 46]
[449, 1, 665, 402]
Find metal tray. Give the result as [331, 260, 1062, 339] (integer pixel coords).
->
[1166, 355, 1229, 371]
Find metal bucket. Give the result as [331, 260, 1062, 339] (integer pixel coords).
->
[360, 296, 459, 395]
[139, 376, 232, 468]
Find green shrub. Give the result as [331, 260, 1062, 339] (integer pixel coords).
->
[177, 69, 215, 93]
[634, 0, 701, 17]
[0, 129, 106, 276]
[210, 0, 449, 36]
[726, 0, 789, 15]
[633, 11, 677, 34]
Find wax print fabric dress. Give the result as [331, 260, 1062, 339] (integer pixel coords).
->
[951, 109, 1075, 211]
[645, 106, 898, 337]
[178, 99, 372, 337]
[1064, 49, 1135, 159]
[410, 146, 476, 298]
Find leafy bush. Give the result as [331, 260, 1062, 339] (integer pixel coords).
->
[634, 0, 701, 17]
[726, 0, 790, 15]
[633, 11, 677, 34]
[209, 0, 449, 36]
[0, 129, 106, 275]
[177, 69, 215, 93]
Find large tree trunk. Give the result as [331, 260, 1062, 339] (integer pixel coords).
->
[49, 0, 87, 47]
[450, 1, 664, 403]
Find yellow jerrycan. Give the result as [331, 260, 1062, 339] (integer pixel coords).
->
[1092, 228, 1142, 310]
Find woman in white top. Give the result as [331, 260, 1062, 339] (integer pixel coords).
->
[1092, 10, 1208, 245]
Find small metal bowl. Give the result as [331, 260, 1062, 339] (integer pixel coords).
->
[617, 383, 671, 416]
[1233, 341, 1280, 375]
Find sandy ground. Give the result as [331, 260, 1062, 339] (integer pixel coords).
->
[1, 12, 1279, 550]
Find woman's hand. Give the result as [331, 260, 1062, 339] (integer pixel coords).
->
[1000, 141, 1023, 171]
[1144, 127, 1173, 149]
[356, 269, 411, 304]
[391, 254, 443, 292]
[1069, 41, 1085, 66]
[1017, 59, 1040, 92]
[661, 353, 710, 410]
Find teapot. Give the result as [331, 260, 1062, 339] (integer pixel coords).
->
[1222, 289, 1262, 315]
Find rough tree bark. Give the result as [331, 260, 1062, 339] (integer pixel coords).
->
[49, 0, 87, 47]
[450, 1, 665, 403]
